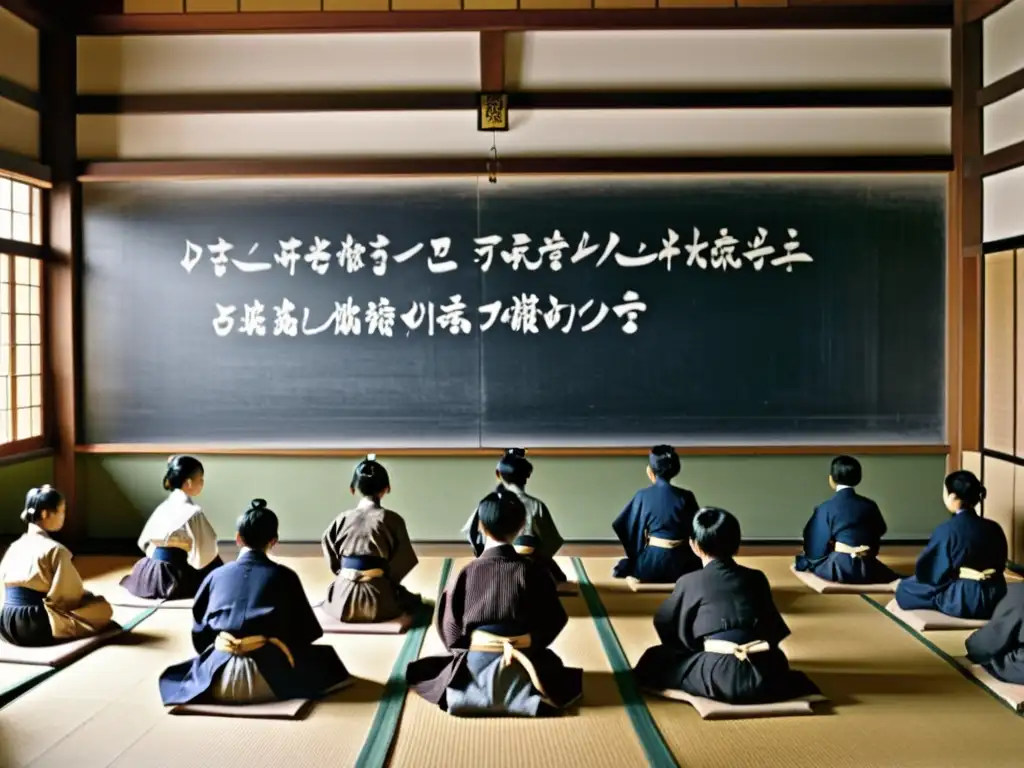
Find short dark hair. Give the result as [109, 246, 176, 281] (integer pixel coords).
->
[649, 445, 681, 480]
[350, 454, 390, 498]
[497, 448, 533, 488]
[830, 455, 862, 487]
[476, 487, 527, 542]
[691, 507, 741, 559]
[21, 485, 64, 525]
[164, 455, 204, 491]
[237, 498, 278, 550]
[944, 470, 986, 509]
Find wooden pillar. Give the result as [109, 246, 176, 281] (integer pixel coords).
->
[950, 0, 984, 468]
[39, 20, 83, 543]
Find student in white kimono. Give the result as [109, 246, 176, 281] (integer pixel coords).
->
[121, 455, 223, 600]
[0, 486, 114, 647]
[320, 455, 423, 623]
[463, 449, 567, 583]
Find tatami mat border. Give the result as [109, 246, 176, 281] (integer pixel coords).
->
[859, 594, 1023, 717]
[352, 557, 452, 768]
[571, 557, 678, 768]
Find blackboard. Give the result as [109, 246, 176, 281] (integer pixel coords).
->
[81, 175, 946, 447]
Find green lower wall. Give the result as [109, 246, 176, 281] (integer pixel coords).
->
[0, 456, 55, 536]
[79, 453, 947, 542]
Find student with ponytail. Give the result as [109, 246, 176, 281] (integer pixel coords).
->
[895, 470, 1008, 619]
[121, 455, 223, 600]
[160, 499, 350, 706]
[0, 486, 114, 646]
[463, 448, 567, 583]
[320, 455, 423, 623]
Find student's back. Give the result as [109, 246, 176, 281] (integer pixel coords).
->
[966, 583, 1024, 684]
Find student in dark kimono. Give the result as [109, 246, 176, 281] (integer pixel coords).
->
[0, 486, 114, 647]
[320, 455, 423, 623]
[965, 583, 1024, 684]
[634, 507, 819, 704]
[612, 445, 701, 582]
[794, 455, 901, 584]
[407, 487, 583, 717]
[159, 499, 350, 706]
[895, 470, 1008, 620]
[121, 455, 223, 600]
[463, 448, 567, 584]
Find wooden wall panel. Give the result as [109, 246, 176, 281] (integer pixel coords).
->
[187, 0, 238, 10]
[984, 166, 1024, 243]
[1017, 250, 1024, 458]
[76, 107, 951, 160]
[0, 8, 38, 91]
[984, 250, 1015, 455]
[963, 449, 983, 515]
[983, 455, 1016, 557]
[983, 0, 1024, 86]
[0, 97, 39, 159]
[124, 0, 183, 12]
[1015, 465, 1024, 564]
[984, 87, 1024, 155]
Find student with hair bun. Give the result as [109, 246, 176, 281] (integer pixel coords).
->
[159, 499, 350, 706]
[0, 486, 114, 646]
[895, 470, 1008, 619]
[121, 455, 223, 600]
[463, 448, 567, 583]
[633, 507, 818, 704]
[320, 454, 423, 623]
[612, 445, 702, 583]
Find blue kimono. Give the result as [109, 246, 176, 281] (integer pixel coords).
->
[965, 583, 1024, 684]
[612, 479, 701, 582]
[794, 487, 901, 584]
[158, 550, 350, 705]
[895, 509, 1008, 620]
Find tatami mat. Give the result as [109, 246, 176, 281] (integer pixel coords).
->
[0, 557, 443, 768]
[582, 556, 1023, 768]
[386, 556, 649, 768]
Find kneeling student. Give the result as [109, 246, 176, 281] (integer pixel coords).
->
[894, 470, 1007, 620]
[321, 455, 423, 623]
[407, 487, 582, 716]
[0, 486, 114, 647]
[463, 448, 568, 583]
[634, 507, 819, 704]
[159, 500, 350, 706]
[794, 455, 900, 584]
[965, 583, 1024, 685]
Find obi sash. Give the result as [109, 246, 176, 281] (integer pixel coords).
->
[959, 567, 997, 581]
[646, 534, 685, 549]
[468, 629, 552, 704]
[340, 555, 387, 583]
[214, 632, 295, 668]
[2, 585, 46, 607]
[150, 546, 189, 566]
[514, 535, 540, 556]
[834, 542, 871, 558]
[702, 629, 771, 662]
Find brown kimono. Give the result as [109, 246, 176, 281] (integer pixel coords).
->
[320, 498, 421, 623]
[406, 545, 582, 715]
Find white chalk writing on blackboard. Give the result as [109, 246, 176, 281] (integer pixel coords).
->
[181, 228, 812, 277]
[211, 292, 647, 338]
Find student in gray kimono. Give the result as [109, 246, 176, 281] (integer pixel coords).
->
[320, 455, 423, 623]
[463, 448, 567, 583]
[633, 507, 819, 704]
[407, 487, 583, 717]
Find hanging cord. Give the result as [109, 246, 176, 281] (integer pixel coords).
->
[487, 132, 499, 184]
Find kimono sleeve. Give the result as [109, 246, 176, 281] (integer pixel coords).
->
[869, 501, 889, 540]
[321, 515, 345, 575]
[190, 576, 216, 654]
[184, 511, 220, 571]
[966, 585, 1024, 663]
[612, 492, 646, 559]
[437, 575, 468, 651]
[913, 526, 956, 585]
[385, 511, 419, 584]
[533, 501, 565, 559]
[279, 568, 323, 647]
[754, 572, 791, 646]
[653, 581, 688, 649]
[45, 545, 88, 610]
[525, 563, 568, 648]
[800, 506, 832, 560]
